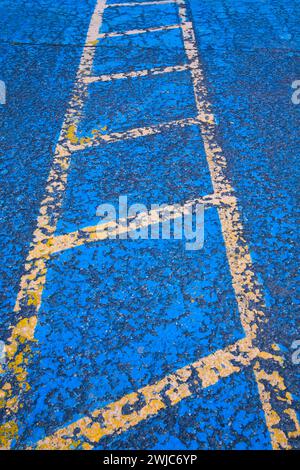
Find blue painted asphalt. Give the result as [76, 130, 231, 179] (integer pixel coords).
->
[93, 27, 187, 74]
[0, 0, 299, 449]
[78, 71, 196, 135]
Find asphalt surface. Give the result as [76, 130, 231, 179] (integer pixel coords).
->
[0, 0, 299, 450]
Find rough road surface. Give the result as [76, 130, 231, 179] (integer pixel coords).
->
[0, 0, 299, 450]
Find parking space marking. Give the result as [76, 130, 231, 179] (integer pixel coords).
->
[27, 194, 227, 258]
[107, 1, 176, 8]
[66, 117, 200, 150]
[34, 338, 261, 449]
[1, 0, 299, 450]
[84, 64, 190, 83]
[98, 23, 181, 39]
[0, 0, 108, 449]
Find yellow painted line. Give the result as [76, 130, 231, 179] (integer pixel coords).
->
[0, 0, 108, 449]
[98, 23, 181, 39]
[175, 0, 300, 449]
[33, 338, 260, 449]
[67, 117, 200, 151]
[178, 0, 265, 340]
[177, 0, 264, 339]
[84, 64, 190, 83]
[254, 358, 300, 449]
[39, 0, 300, 450]
[26, 193, 229, 258]
[1, 0, 298, 451]
[107, 1, 176, 8]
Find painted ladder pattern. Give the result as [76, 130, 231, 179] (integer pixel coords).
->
[0, 0, 299, 450]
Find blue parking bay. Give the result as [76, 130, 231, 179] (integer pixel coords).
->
[93, 28, 187, 75]
[77, 70, 197, 136]
[56, 126, 213, 235]
[101, 2, 180, 34]
[16, 207, 244, 445]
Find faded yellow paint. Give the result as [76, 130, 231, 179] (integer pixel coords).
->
[30, 194, 222, 256]
[34, 338, 260, 449]
[286, 409, 300, 439]
[71, 117, 200, 150]
[67, 123, 110, 148]
[12, 316, 37, 342]
[27, 290, 42, 307]
[81, 422, 104, 442]
[0, 421, 18, 449]
[82, 442, 93, 450]
[1, 0, 108, 449]
[66, 124, 79, 144]
[258, 350, 283, 364]
[2, 0, 298, 451]
[253, 361, 300, 449]
[0, 383, 12, 409]
[0, 318, 38, 410]
[32, 0, 300, 451]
